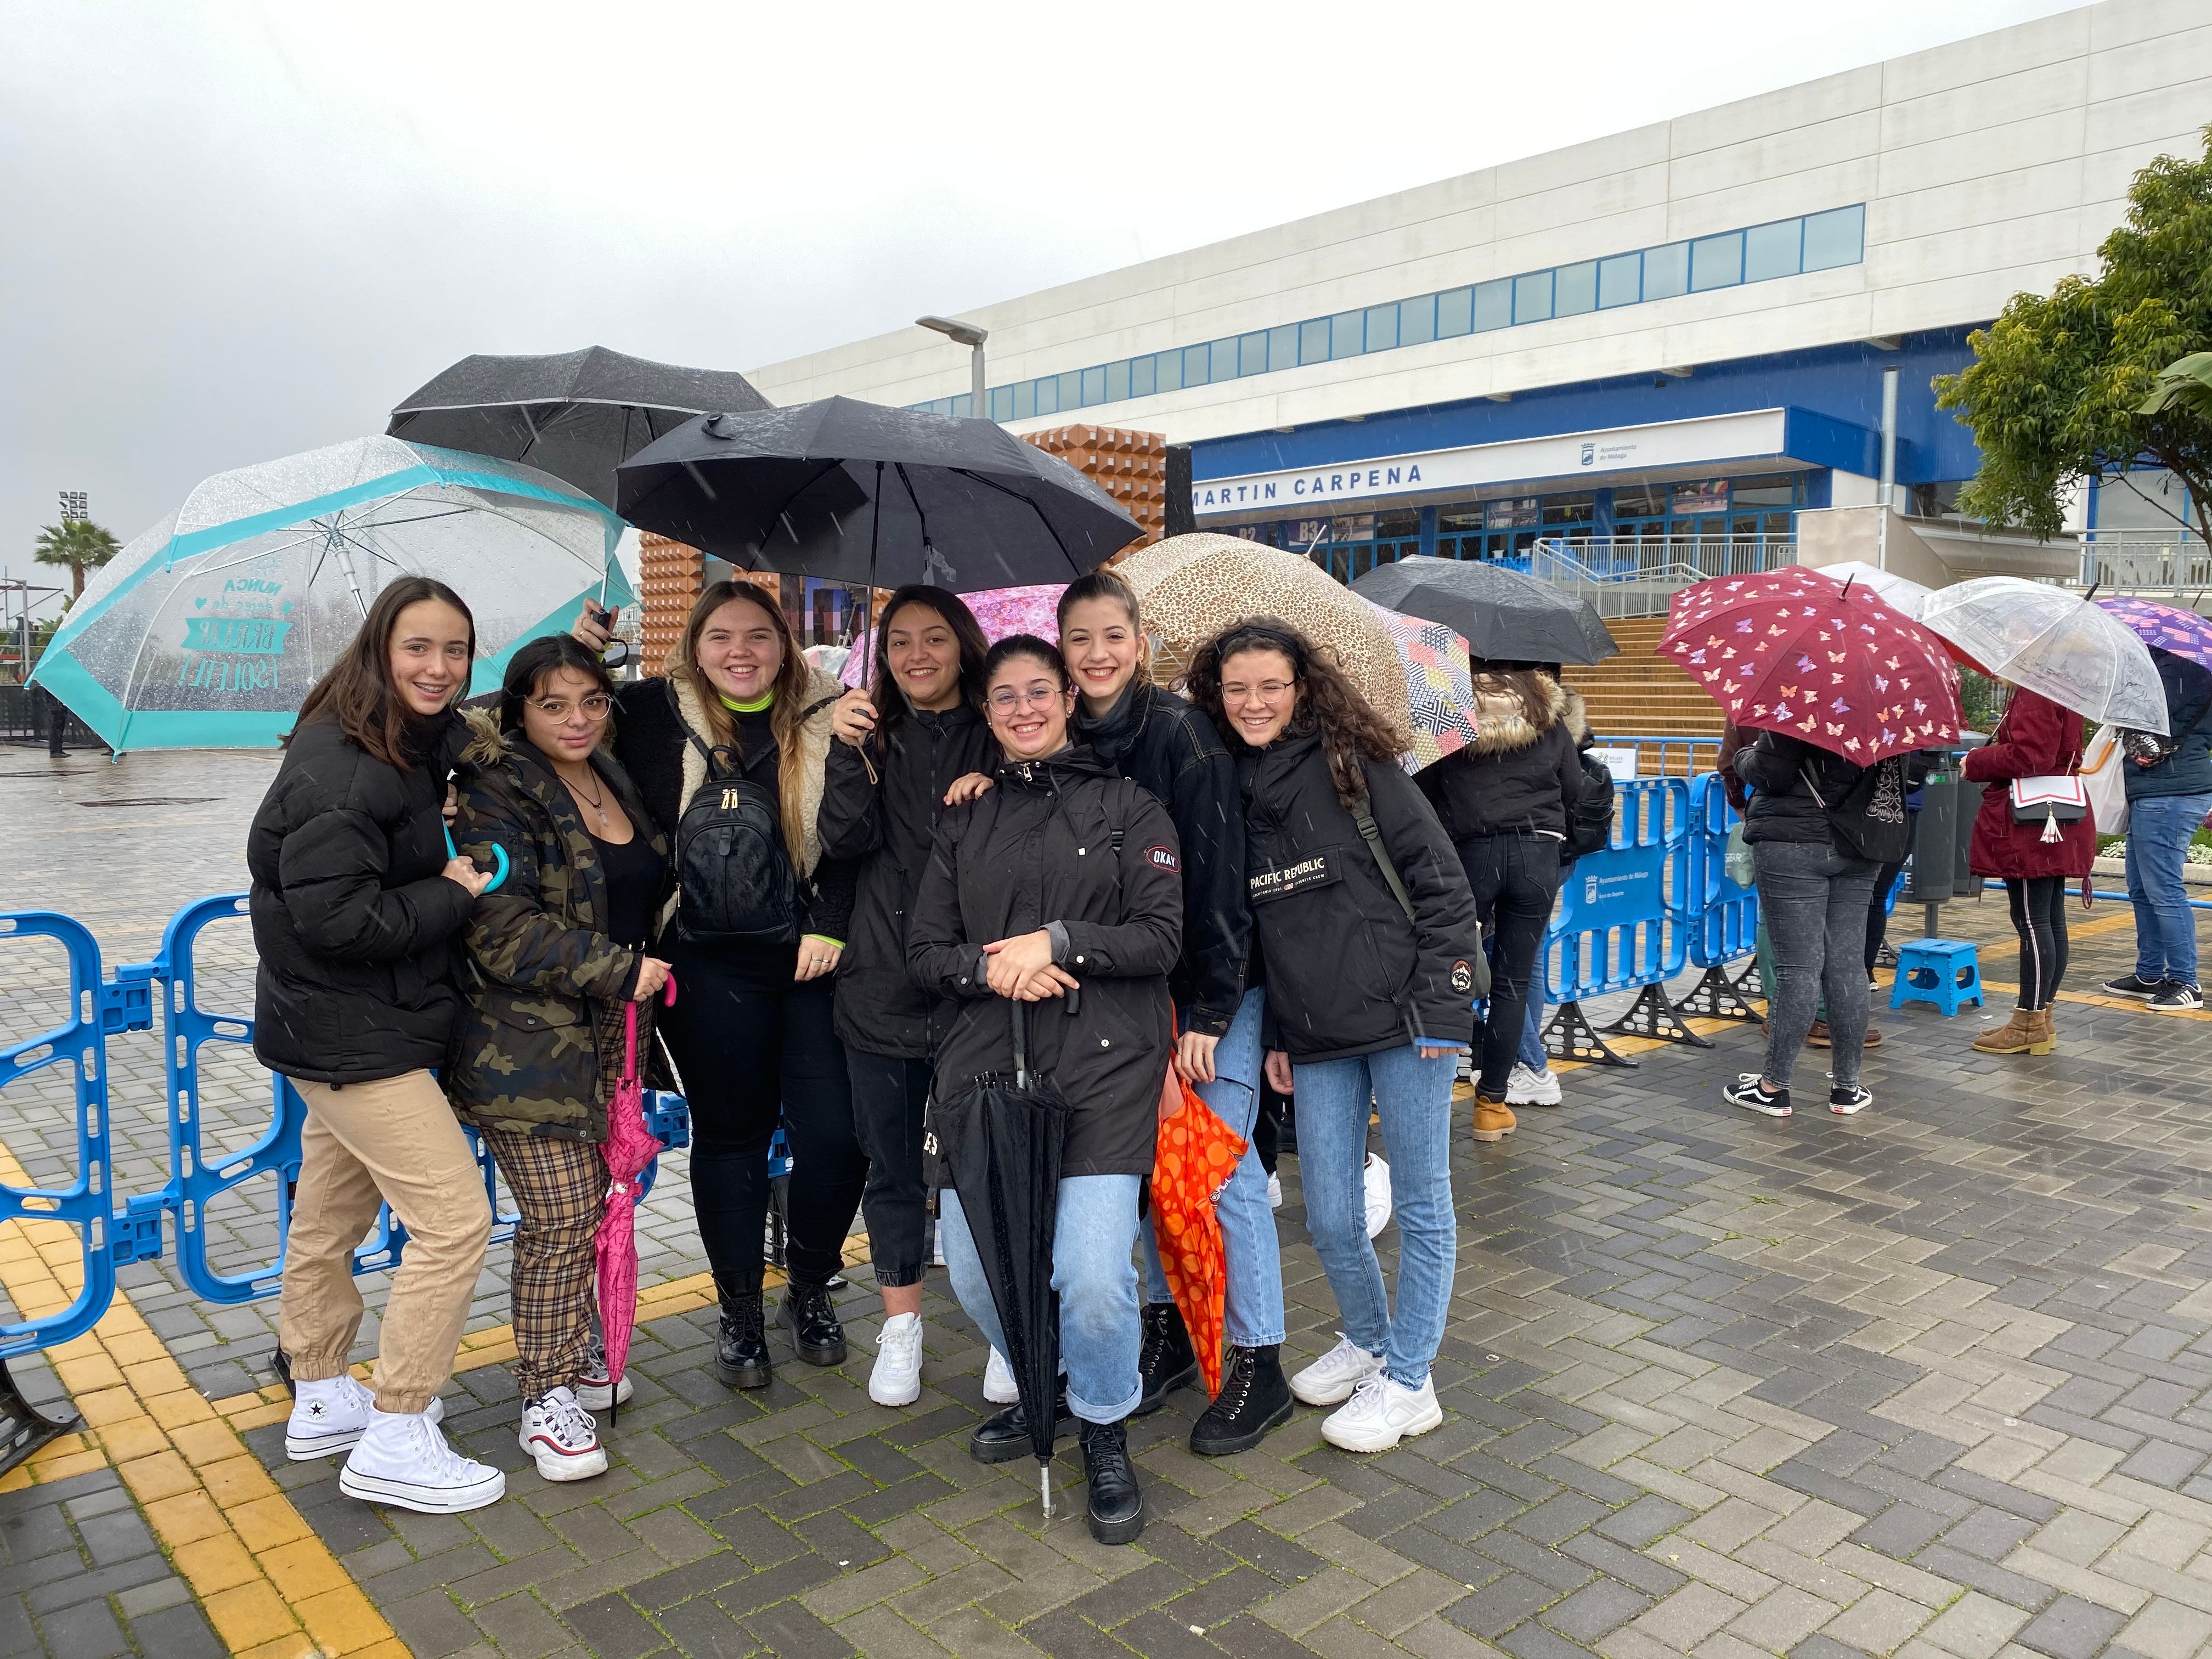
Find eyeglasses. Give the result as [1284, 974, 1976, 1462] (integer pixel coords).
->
[526, 693, 614, 721]
[988, 686, 1063, 713]
[1226, 680, 1297, 699]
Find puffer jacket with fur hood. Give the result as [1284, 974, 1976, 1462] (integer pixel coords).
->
[1417, 673, 1587, 842]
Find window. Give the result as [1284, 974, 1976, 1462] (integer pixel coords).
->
[1671, 479, 1729, 514]
[1268, 323, 1299, 370]
[1080, 366, 1105, 407]
[1438, 509, 1485, 533]
[952, 394, 971, 418]
[1239, 331, 1268, 377]
[1364, 303, 1400, 352]
[1731, 474, 1798, 507]
[1154, 351, 1181, 394]
[1104, 360, 1129, 402]
[1335, 514, 1375, 541]
[1181, 344, 1209, 388]
[1437, 286, 1473, 338]
[1012, 380, 1035, 420]
[1472, 279, 1512, 332]
[1555, 261, 1598, 318]
[1375, 509, 1420, 540]
[1400, 294, 1436, 346]
[1690, 231, 1743, 291]
[1487, 498, 1539, 529]
[1209, 339, 1239, 383]
[1802, 204, 1864, 272]
[1742, 218, 1801, 283]
[990, 385, 1014, 420]
[1300, 317, 1330, 364]
[1513, 270, 1553, 324]
[1644, 241, 1690, 300]
[1542, 494, 1595, 526]
[1329, 311, 1364, 360]
[1057, 371, 1082, 410]
[1612, 486, 1666, 518]
[1598, 252, 1641, 309]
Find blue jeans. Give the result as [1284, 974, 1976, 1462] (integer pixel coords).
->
[1517, 980, 1547, 1073]
[1290, 1043, 1457, 1389]
[940, 1175, 1142, 1424]
[2128, 792, 2212, 986]
[1143, 990, 1285, 1347]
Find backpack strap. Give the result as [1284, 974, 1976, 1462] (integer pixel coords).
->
[1350, 796, 1416, 923]
[665, 678, 739, 781]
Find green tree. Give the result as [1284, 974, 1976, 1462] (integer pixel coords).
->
[32, 518, 120, 597]
[1934, 125, 2212, 540]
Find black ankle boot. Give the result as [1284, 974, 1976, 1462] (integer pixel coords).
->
[1189, 1345, 1294, 1457]
[1079, 1419, 1144, 1544]
[969, 1384, 1072, 1464]
[1133, 1302, 1197, 1418]
[714, 1282, 771, 1390]
[777, 1281, 848, 1367]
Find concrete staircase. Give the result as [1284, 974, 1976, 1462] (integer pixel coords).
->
[1562, 616, 1725, 740]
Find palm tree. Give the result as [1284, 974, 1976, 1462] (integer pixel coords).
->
[33, 520, 121, 597]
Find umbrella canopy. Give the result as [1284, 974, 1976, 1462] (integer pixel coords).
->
[1662, 568, 1962, 761]
[616, 398, 1140, 592]
[1801, 561, 1936, 620]
[594, 986, 674, 1421]
[2094, 595, 2212, 674]
[1119, 534, 1412, 733]
[388, 346, 773, 509]
[1359, 599, 1477, 771]
[1350, 556, 1618, 665]
[928, 1002, 1073, 1516]
[1150, 1061, 1246, 1399]
[839, 584, 1066, 690]
[1921, 577, 2170, 735]
[29, 437, 630, 753]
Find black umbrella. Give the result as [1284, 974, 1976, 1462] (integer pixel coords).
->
[927, 1001, 1072, 1517]
[1352, 555, 1619, 665]
[387, 346, 774, 509]
[614, 397, 1141, 597]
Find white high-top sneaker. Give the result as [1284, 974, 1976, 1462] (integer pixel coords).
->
[1363, 1155, 1393, 1239]
[1322, 1372, 1444, 1453]
[285, 1375, 443, 1460]
[982, 1346, 1018, 1405]
[869, 1313, 925, 1407]
[340, 1406, 505, 1513]
[1289, 1335, 1387, 1406]
[574, 1338, 635, 1413]
[518, 1387, 607, 1482]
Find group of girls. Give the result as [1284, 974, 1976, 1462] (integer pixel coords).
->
[247, 563, 1503, 1543]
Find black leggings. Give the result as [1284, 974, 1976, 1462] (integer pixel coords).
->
[661, 944, 866, 1292]
[2005, 876, 2070, 1011]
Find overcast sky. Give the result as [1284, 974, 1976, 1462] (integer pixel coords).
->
[1, 0, 2080, 613]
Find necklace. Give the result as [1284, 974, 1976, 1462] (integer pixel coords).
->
[560, 766, 610, 823]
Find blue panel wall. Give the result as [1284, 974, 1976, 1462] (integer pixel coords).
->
[1192, 327, 1981, 488]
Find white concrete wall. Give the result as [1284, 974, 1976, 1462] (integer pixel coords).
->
[746, 0, 2212, 445]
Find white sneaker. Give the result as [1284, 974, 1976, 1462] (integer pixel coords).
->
[1289, 1335, 1387, 1406]
[1322, 1373, 1444, 1452]
[982, 1346, 1019, 1405]
[518, 1387, 608, 1482]
[573, 1338, 635, 1413]
[1363, 1155, 1393, 1239]
[1505, 1063, 1562, 1107]
[1267, 1171, 1283, 1210]
[339, 1407, 505, 1512]
[286, 1375, 444, 1460]
[870, 1313, 924, 1407]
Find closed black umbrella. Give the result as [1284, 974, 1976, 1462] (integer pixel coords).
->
[388, 346, 773, 509]
[926, 1002, 1072, 1517]
[1353, 555, 1618, 665]
[614, 397, 1140, 594]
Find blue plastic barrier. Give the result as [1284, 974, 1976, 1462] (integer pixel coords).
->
[1592, 733, 1724, 780]
[1678, 774, 1762, 1022]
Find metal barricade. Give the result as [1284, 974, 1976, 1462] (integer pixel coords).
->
[1679, 773, 1761, 1022]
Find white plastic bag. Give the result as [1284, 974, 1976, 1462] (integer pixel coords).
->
[2081, 723, 2128, 836]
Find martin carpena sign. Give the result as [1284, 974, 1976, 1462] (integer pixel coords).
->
[1190, 408, 1789, 515]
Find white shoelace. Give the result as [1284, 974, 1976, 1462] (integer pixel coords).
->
[539, 1393, 597, 1448]
[1342, 1373, 1390, 1415]
[407, 1414, 479, 1480]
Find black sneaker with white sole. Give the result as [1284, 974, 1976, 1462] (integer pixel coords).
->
[1829, 1084, 1874, 1115]
[2104, 972, 2163, 999]
[1722, 1075, 1791, 1117]
[2148, 981, 2204, 1013]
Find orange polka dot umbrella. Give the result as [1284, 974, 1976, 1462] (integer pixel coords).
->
[1149, 1055, 1248, 1398]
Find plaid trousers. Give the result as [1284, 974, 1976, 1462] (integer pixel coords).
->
[478, 1127, 606, 1402]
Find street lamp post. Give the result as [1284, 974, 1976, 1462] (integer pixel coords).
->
[916, 315, 989, 422]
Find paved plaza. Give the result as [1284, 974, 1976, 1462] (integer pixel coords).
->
[5, 746, 2212, 1659]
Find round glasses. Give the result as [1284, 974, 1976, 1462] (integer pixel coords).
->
[526, 693, 614, 721]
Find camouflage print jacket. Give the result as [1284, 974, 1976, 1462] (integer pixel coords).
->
[445, 709, 673, 1141]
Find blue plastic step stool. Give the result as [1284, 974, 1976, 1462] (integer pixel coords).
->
[1891, 939, 1982, 1016]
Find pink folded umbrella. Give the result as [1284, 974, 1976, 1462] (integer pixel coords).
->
[839, 584, 1068, 687]
[594, 975, 676, 1421]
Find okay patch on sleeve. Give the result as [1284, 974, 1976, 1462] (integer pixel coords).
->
[1144, 844, 1180, 873]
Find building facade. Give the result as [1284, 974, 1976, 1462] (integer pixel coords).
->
[747, 0, 2210, 583]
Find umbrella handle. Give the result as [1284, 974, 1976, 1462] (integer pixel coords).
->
[443, 825, 509, 894]
[1011, 1000, 1028, 1092]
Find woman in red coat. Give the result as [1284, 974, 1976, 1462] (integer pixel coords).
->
[1961, 686, 2094, 1055]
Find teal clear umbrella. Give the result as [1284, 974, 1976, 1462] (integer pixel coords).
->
[30, 437, 632, 753]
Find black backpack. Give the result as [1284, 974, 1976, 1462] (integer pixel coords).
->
[1562, 750, 1615, 865]
[669, 686, 828, 946]
[1801, 752, 1910, 866]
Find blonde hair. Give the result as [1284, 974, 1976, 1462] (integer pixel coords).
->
[667, 580, 812, 856]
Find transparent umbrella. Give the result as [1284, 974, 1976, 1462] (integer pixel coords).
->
[30, 437, 631, 752]
[1919, 577, 2169, 735]
[1803, 561, 1936, 620]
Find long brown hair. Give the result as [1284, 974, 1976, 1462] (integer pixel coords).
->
[289, 576, 477, 769]
[1186, 617, 1407, 809]
[871, 585, 989, 744]
[667, 579, 813, 856]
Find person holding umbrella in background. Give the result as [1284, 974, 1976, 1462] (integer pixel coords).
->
[1186, 619, 1480, 1454]
[1054, 570, 1290, 1457]
[908, 636, 1183, 1544]
[817, 586, 998, 1407]
[574, 584, 867, 1391]
[447, 635, 672, 1483]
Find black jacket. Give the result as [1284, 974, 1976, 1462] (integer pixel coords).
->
[1075, 684, 1252, 1037]
[818, 703, 998, 1057]
[1418, 679, 1587, 843]
[247, 711, 476, 1085]
[1735, 731, 1864, 845]
[1239, 732, 1483, 1063]
[907, 746, 1182, 1178]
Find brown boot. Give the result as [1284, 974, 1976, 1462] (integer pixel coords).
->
[1471, 1094, 1517, 1143]
[1971, 1008, 2038, 1054]
[2027, 1007, 2057, 1054]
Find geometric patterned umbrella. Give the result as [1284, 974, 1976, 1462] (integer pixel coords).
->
[1359, 598, 1477, 771]
[2094, 595, 2212, 673]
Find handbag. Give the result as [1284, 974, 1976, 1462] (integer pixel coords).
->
[2080, 725, 2129, 836]
[1724, 821, 1755, 887]
[2008, 774, 2088, 843]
